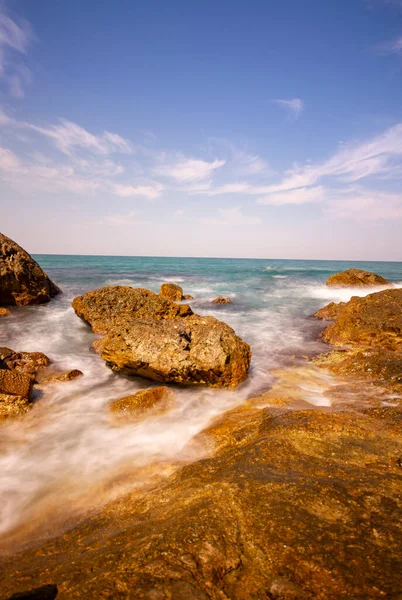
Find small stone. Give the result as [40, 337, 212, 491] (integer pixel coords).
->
[183, 294, 194, 300]
[212, 297, 232, 305]
[0, 307, 10, 316]
[41, 369, 83, 384]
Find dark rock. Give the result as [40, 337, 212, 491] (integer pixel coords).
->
[0, 233, 60, 306]
[326, 268, 390, 288]
[7, 584, 58, 600]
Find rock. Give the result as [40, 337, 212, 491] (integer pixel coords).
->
[0, 347, 14, 361]
[40, 369, 83, 384]
[109, 386, 174, 418]
[72, 286, 193, 334]
[183, 294, 194, 300]
[98, 315, 251, 388]
[0, 233, 61, 306]
[314, 301, 347, 320]
[0, 393, 31, 419]
[212, 297, 232, 305]
[322, 288, 402, 350]
[0, 307, 10, 316]
[3, 352, 50, 376]
[159, 283, 183, 302]
[0, 369, 33, 399]
[7, 584, 58, 600]
[326, 268, 390, 287]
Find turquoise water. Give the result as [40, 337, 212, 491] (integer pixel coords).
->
[1, 255, 402, 544]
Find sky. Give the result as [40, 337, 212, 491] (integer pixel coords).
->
[0, 0, 402, 260]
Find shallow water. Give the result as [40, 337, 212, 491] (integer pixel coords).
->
[1, 255, 402, 545]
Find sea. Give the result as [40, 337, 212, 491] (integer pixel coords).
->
[1, 255, 402, 545]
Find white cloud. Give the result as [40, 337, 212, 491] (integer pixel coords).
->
[113, 183, 163, 199]
[0, 147, 19, 171]
[257, 186, 326, 205]
[203, 182, 251, 196]
[377, 36, 402, 55]
[201, 207, 262, 226]
[156, 157, 225, 182]
[327, 187, 402, 220]
[272, 98, 304, 117]
[0, 11, 33, 97]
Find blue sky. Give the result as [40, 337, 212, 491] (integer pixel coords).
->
[1, 0, 402, 259]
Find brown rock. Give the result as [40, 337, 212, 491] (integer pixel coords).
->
[3, 352, 50, 375]
[183, 294, 194, 300]
[322, 288, 402, 350]
[72, 286, 193, 334]
[326, 268, 390, 287]
[159, 283, 183, 301]
[0, 233, 61, 306]
[0, 307, 10, 316]
[0, 393, 31, 419]
[109, 386, 174, 418]
[0, 347, 14, 361]
[0, 369, 33, 399]
[99, 314, 251, 388]
[40, 369, 83, 384]
[212, 297, 232, 305]
[314, 301, 347, 320]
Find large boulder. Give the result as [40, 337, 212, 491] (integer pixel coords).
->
[0, 233, 60, 306]
[326, 268, 390, 288]
[322, 288, 402, 350]
[159, 283, 183, 302]
[72, 286, 193, 334]
[95, 315, 251, 388]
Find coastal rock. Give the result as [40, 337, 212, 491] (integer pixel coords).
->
[314, 301, 346, 320]
[159, 283, 183, 301]
[3, 352, 50, 376]
[7, 584, 58, 600]
[72, 286, 193, 334]
[0, 369, 33, 399]
[322, 288, 402, 350]
[183, 294, 194, 300]
[0, 347, 14, 361]
[0, 393, 31, 419]
[0, 233, 61, 306]
[109, 386, 174, 418]
[0, 307, 10, 316]
[326, 268, 390, 287]
[212, 297, 232, 305]
[97, 315, 251, 388]
[40, 369, 83, 384]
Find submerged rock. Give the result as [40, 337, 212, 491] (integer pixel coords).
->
[0, 233, 61, 306]
[72, 286, 193, 334]
[109, 386, 175, 419]
[3, 351, 50, 376]
[96, 315, 251, 388]
[183, 294, 194, 300]
[322, 288, 402, 350]
[159, 283, 183, 301]
[326, 268, 390, 287]
[40, 369, 83, 384]
[212, 296, 232, 305]
[314, 301, 346, 320]
[0, 369, 33, 399]
[0, 307, 10, 316]
[0, 393, 31, 419]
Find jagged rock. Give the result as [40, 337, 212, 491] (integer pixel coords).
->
[96, 315, 251, 388]
[314, 301, 347, 320]
[0, 393, 31, 419]
[40, 369, 83, 384]
[159, 283, 183, 301]
[322, 288, 402, 350]
[72, 286, 193, 334]
[212, 297, 232, 305]
[3, 352, 50, 376]
[0, 307, 10, 316]
[326, 268, 390, 287]
[0, 369, 33, 399]
[109, 386, 175, 419]
[0, 233, 61, 306]
[0, 347, 14, 361]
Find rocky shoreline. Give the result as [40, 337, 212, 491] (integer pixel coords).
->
[1, 236, 402, 599]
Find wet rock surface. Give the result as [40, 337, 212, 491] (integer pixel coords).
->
[0, 307, 10, 316]
[2, 352, 51, 376]
[0, 393, 31, 419]
[313, 301, 346, 320]
[109, 386, 175, 420]
[0, 369, 34, 399]
[39, 370, 83, 384]
[212, 296, 232, 304]
[97, 314, 251, 388]
[159, 283, 184, 301]
[326, 268, 390, 287]
[0, 233, 60, 306]
[72, 286, 193, 334]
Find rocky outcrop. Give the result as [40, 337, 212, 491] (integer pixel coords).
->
[95, 314, 251, 388]
[314, 301, 347, 320]
[109, 386, 174, 419]
[212, 296, 232, 305]
[159, 283, 183, 302]
[0, 233, 60, 306]
[321, 288, 402, 350]
[326, 268, 390, 287]
[72, 286, 193, 334]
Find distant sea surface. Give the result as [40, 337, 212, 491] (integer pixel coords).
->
[1, 255, 402, 545]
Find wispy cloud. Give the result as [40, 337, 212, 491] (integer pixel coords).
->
[155, 157, 225, 182]
[376, 35, 402, 55]
[201, 207, 261, 226]
[94, 211, 151, 226]
[113, 183, 163, 199]
[257, 186, 326, 206]
[0, 10, 33, 97]
[272, 98, 304, 118]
